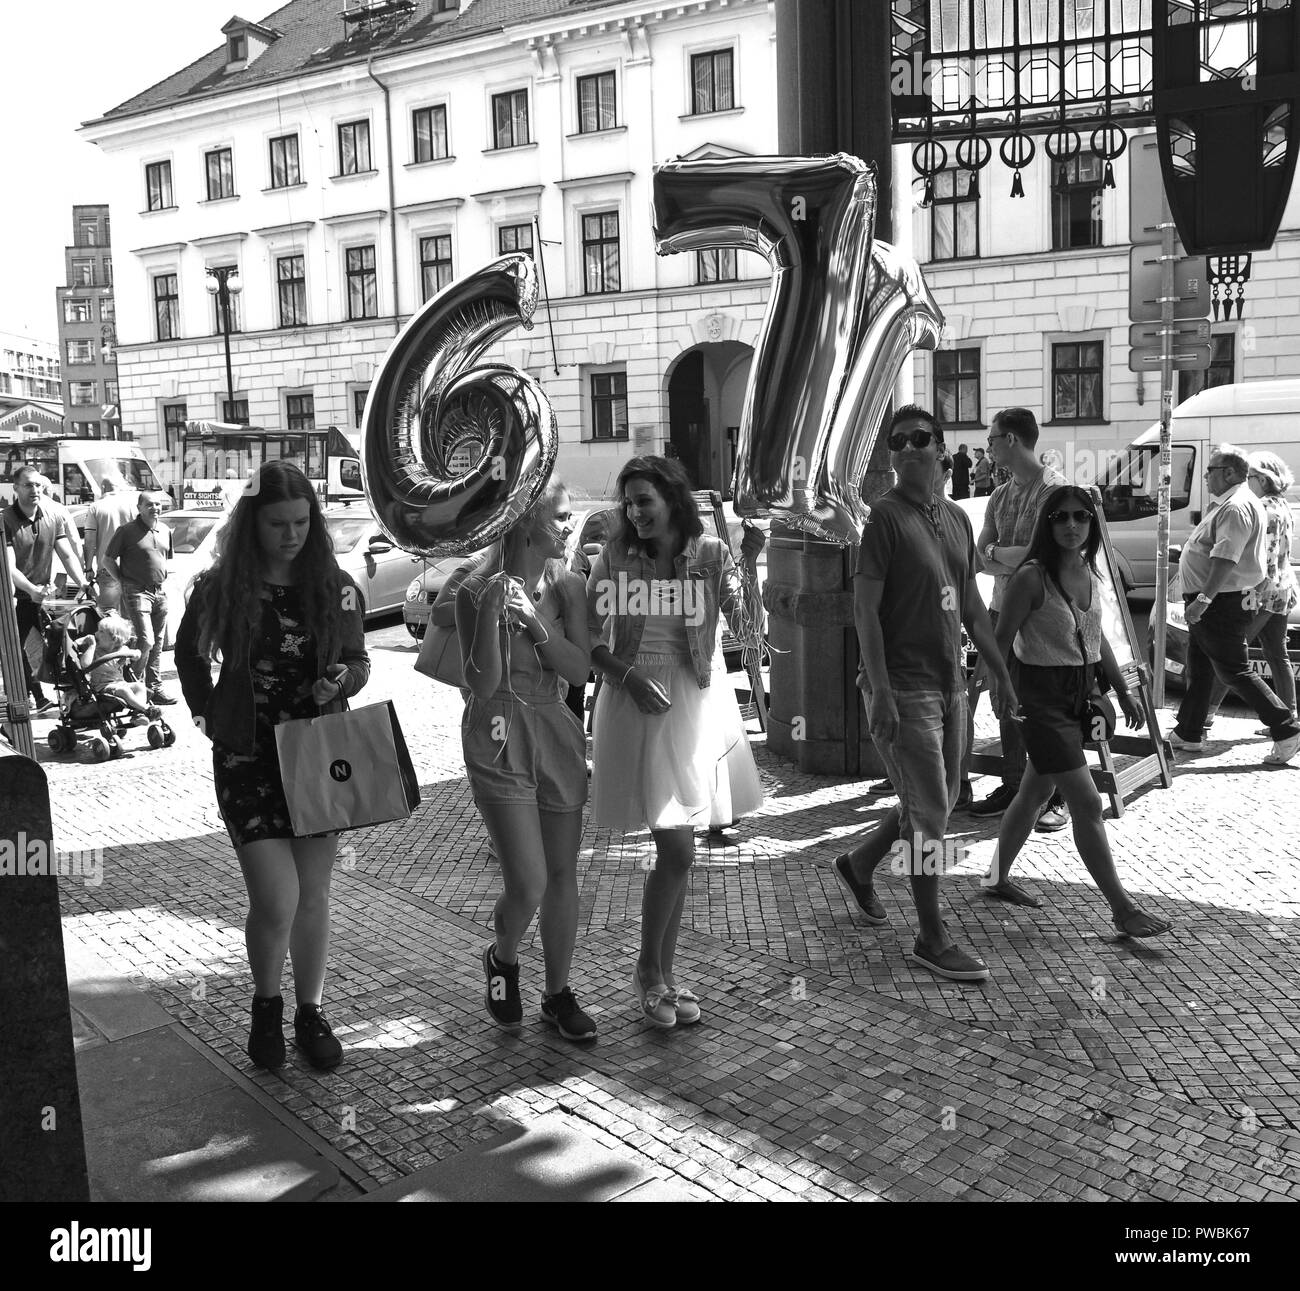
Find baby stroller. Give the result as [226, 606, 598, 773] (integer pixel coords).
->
[42, 598, 176, 759]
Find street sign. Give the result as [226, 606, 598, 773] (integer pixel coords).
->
[1128, 245, 1210, 321]
[1127, 328, 1212, 373]
[1129, 135, 1166, 246]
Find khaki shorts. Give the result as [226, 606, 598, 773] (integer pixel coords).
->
[462, 695, 587, 812]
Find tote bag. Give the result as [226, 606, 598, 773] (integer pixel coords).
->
[414, 622, 464, 688]
[275, 700, 420, 836]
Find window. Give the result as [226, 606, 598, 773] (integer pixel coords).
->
[346, 245, 378, 319]
[100, 298, 115, 323]
[1051, 341, 1104, 422]
[337, 120, 372, 175]
[353, 388, 369, 431]
[269, 134, 301, 188]
[696, 249, 737, 283]
[162, 401, 187, 448]
[71, 421, 100, 437]
[1051, 154, 1104, 250]
[72, 259, 95, 286]
[277, 254, 307, 327]
[499, 223, 534, 255]
[145, 160, 173, 211]
[930, 168, 978, 261]
[690, 49, 734, 114]
[66, 340, 94, 365]
[154, 273, 180, 342]
[205, 147, 235, 200]
[413, 105, 448, 162]
[1179, 333, 1236, 402]
[591, 371, 628, 440]
[222, 399, 249, 425]
[64, 299, 92, 323]
[103, 260, 113, 286]
[491, 90, 529, 149]
[419, 235, 454, 301]
[582, 212, 620, 294]
[228, 32, 247, 61]
[105, 380, 119, 404]
[69, 381, 97, 404]
[577, 72, 616, 133]
[934, 348, 982, 427]
[286, 394, 315, 431]
[78, 220, 98, 246]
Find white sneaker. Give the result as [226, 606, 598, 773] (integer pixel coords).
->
[1264, 732, 1300, 765]
[1167, 731, 1203, 751]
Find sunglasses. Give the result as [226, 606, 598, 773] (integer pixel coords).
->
[1048, 508, 1093, 525]
[887, 428, 939, 451]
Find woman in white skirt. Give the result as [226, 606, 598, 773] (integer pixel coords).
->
[587, 456, 765, 1029]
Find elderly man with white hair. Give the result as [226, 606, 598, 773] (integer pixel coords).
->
[1169, 443, 1300, 765]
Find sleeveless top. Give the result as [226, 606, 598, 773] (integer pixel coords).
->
[463, 574, 563, 703]
[1013, 561, 1102, 667]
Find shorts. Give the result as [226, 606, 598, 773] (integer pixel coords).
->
[1014, 659, 1090, 775]
[462, 694, 588, 812]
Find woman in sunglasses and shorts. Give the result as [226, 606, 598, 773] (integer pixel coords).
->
[984, 485, 1171, 938]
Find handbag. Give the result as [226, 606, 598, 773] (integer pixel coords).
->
[274, 700, 420, 835]
[414, 622, 464, 688]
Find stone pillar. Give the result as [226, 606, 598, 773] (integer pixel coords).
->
[0, 752, 90, 1201]
[765, 0, 896, 775]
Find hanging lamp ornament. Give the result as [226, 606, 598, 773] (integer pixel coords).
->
[955, 134, 992, 201]
[1044, 125, 1083, 195]
[1207, 254, 1252, 320]
[912, 138, 948, 208]
[1000, 132, 1035, 198]
[1090, 124, 1128, 189]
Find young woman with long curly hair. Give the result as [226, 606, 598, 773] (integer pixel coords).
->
[175, 461, 370, 1069]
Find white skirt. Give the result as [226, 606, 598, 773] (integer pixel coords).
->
[591, 653, 763, 831]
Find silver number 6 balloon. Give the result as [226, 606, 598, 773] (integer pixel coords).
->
[652, 155, 943, 544]
[360, 254, 558, 557]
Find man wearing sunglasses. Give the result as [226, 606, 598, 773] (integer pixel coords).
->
[969, 408, 1069, 829]
[833, 405, 1017, 983]
[1169, 445, 1300, 763]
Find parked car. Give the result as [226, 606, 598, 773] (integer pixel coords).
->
[156, 502, 421, 644]
[402, 552, 489, 639]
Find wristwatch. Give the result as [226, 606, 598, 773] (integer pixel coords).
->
[984, 542, 997, 563]
[1195, 593, 1214, 605]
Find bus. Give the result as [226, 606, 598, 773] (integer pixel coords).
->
[0, 438, 166, 527]
[179, 421, 364, 509]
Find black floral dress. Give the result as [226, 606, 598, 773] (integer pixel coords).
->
[212, 583, 323, 847]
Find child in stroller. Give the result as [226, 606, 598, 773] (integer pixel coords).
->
[45, 602, 175, 759]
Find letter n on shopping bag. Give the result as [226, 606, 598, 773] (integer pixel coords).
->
[275, 701, 421, 836]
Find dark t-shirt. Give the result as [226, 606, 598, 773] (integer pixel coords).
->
[2, 502, 72, 601]
[106, 517, 172, 591]
[951, 450, 972, 497]
[855, 489, 975, 692]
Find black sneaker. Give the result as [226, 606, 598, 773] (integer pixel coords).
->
[248, 994, 285, 1069]
[482, 944, 522, 1030]
[539, 987, 598, 1041]
[868, 778, 894, 796]
[148, 690, 178, 706]
[34, 698, 58, 715]
[965, 784, 1018, 818]
[832, 854, 888, 924]
[955, 779, 974, 810]
[293, 1003, 343, 1069]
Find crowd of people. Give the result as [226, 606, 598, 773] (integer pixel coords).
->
[8, 402, 1295, 1069]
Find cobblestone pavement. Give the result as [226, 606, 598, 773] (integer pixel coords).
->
[37, 622, 1300, 1200]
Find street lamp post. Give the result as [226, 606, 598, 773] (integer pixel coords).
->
[204, 266, 243, 421]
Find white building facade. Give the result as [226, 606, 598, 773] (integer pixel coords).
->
[81, 0, 782, 499]
[81, 0, 1300, 501]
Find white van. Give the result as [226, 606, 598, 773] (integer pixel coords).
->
[1096, 379, 1300, 598]
[0, 438, 168, 530]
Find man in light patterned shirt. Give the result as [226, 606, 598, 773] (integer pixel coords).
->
[968, 408, 1069, 837]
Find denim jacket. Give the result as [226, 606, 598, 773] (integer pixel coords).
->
[585, 534, 745, 690]
[174, 573, 370, 754]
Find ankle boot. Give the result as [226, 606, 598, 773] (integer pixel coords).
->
[247, 994, 285, 1068]
[294, 1003, 343, 1069]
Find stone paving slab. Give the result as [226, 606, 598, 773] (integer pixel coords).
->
[40, 634, 1300, 1198]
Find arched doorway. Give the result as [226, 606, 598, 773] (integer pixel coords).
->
[665, 342, 753, 493]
